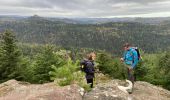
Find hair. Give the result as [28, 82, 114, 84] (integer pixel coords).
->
[123, 43, 131, 48]
[87, 52, 96, 60]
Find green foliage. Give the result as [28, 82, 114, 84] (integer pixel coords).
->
[32, 45, 65, 83]
[0, 24, 170, 91]
[16, 56, 35, 82]
[96, 53, 113, 75]
[49, 57, 92, 91]
[112, 58, 126, 79]
[96, 52, 124, 79]
[138, 54, 159, 83]
[134, 60, 148, 81]
[0, 30, 21, 82]
[49, 57, 80, 86]
[158, 51, 170, 90]
[132, 52, 170, 90]
[159, 51, 170, 74]
[1, 18, 170, 55]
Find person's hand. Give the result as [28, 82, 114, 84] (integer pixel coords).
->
[120, 58, 124, 62]
[128, 66, 133, 71]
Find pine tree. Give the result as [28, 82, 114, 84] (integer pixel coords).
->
[32, 45, 64, 83]
[0, 30, 21, 82]
[159, 51, 170, 90]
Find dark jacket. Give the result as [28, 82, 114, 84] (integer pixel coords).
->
[80, 60, 95, 79]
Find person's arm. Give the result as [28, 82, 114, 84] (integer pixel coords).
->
[80, 60, 84, 65]
[131, 50, 138, 69]
[123, 51, 126, 61]
[80, 60, 85, 71]
[120, 51, 126, 62]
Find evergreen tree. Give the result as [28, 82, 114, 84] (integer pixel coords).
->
[32, 45, 64, 83]
[0, 30, 21, 82]
[159, 51, 170, 90]
[96, 52, 124, 79]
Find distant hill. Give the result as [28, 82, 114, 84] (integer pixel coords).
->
[1, 15, 170, 24]
[0, 15, 170, 55]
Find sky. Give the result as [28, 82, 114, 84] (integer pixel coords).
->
[0, 0, 170, 18]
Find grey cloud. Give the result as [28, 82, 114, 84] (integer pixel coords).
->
[3, 0, 168, 9]
[105, 0, 169, 4]
[0, 0, 170, 17]
[1, 0, 169, 10]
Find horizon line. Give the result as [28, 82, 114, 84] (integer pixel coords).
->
[1, 14, 170, 19]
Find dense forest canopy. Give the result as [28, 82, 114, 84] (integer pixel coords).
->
[0, 16, 170, 90]
[0, 15, 170, 56]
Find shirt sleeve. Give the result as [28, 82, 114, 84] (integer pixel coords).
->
[123, 51, 126, 60]
[80, 60, 85, 66]
[131, 50, 138, 68]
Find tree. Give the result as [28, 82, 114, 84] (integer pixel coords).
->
[49, 57, 80, 86]
[159, 51, 170, 90]
[96, 52, 124, 79]
[32, 45, 65, 83]
[0, 30, 21, 82]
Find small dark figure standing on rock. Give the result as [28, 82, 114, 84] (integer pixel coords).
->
[80, 52, 96, 88]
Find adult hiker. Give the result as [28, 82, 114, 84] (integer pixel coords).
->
[80, 52, 96, 88]
[120, 43, 139, 93]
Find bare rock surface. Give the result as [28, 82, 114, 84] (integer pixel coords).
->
[0, 79, 170, 100]
[0, 80, 83, 100]
[83, 80, 170, 100]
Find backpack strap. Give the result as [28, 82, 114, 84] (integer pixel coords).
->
[130, 48, 139, 68]
[131, 49, 135, 63]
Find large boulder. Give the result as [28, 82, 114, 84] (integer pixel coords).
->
[0, 80, 84, 100]
[83, 80, 170, 100]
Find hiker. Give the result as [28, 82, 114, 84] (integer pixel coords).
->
[120, 43, 139, 93]
[80, 52, 96, 88]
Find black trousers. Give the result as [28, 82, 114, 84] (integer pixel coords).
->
[86, 78, 93, 88]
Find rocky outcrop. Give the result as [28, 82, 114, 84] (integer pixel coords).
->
[0, 80, 84, 100]
[83, 80, 170, 100]
[0, 79, 170, 100]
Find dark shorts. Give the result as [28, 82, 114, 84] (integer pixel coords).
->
[86, 78, 93, 83]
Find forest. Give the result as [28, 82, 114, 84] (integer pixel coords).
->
[0, 16, 170, 55]
[0, 16, 170, 91]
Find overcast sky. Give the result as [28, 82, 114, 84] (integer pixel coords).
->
[0, 0, 170, 18]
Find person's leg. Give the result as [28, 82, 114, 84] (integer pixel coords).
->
[127, 68, 130, 80]
[127, 68, 134, 93]
[127, 68, 134, 84]
[87, 78, 93, 88]
[134, 68, 137, 82]
[90, 78, 93, 88]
